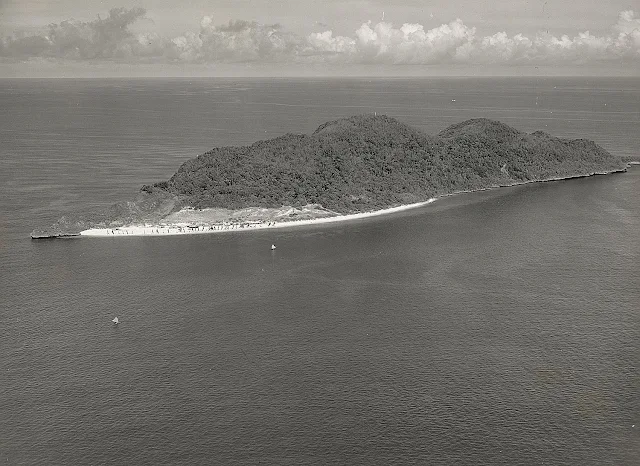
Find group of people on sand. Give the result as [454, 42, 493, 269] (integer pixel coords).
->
[207, 220, 278, 230]
[101, 219, 281, 236]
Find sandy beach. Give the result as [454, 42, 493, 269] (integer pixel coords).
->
[79, 199, 437, 237]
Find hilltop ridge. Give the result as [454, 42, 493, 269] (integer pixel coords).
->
[150, 114, 622, 211]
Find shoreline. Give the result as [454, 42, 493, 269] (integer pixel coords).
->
[79, 199, 438, 237]
[436, 166, 630, 200]
[78, 166, 631, 238]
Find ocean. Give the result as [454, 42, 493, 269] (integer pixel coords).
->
[0, 77, 638, 465]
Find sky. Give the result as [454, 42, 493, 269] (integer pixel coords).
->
[1, 0, 639, 77]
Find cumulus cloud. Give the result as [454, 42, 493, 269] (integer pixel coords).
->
[1, 7, 639, 65]
[168, 18, 301, 62]
[0, 8, 154, 59]
[306, 19, 478, 63]
[306, 10, 640, 64]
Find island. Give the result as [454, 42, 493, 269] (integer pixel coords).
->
[31, 115, 628, 239]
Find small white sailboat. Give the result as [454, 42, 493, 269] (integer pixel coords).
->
[112, 317, 119, 324]
[271, 244, 276, 250]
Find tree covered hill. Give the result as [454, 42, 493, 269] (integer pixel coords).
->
[144, 115, 623, 213]
[31, 114, 626, 238]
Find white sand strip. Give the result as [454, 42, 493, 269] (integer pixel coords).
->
[79, 198, 436, 237]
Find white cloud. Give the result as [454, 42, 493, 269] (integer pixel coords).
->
[167, 19, 301, 62]
[2, 7, 639, 66]
[615, 10, 640, 34]
[1, 7, 149, 59]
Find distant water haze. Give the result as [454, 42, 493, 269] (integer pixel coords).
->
[0, 77, 638, 464]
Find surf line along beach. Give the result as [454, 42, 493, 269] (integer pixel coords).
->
[79, 199, 437, 237]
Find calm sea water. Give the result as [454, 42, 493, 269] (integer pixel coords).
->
[0, 78, 638, 465]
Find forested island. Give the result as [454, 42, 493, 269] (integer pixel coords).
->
[31, 115, 628, 238]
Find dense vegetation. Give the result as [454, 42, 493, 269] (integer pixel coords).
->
[143, 115, 624, 213]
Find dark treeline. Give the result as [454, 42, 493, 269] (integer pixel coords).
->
[143, 115, 624, 213]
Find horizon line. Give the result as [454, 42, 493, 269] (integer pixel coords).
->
[2, 74, 638, 79]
